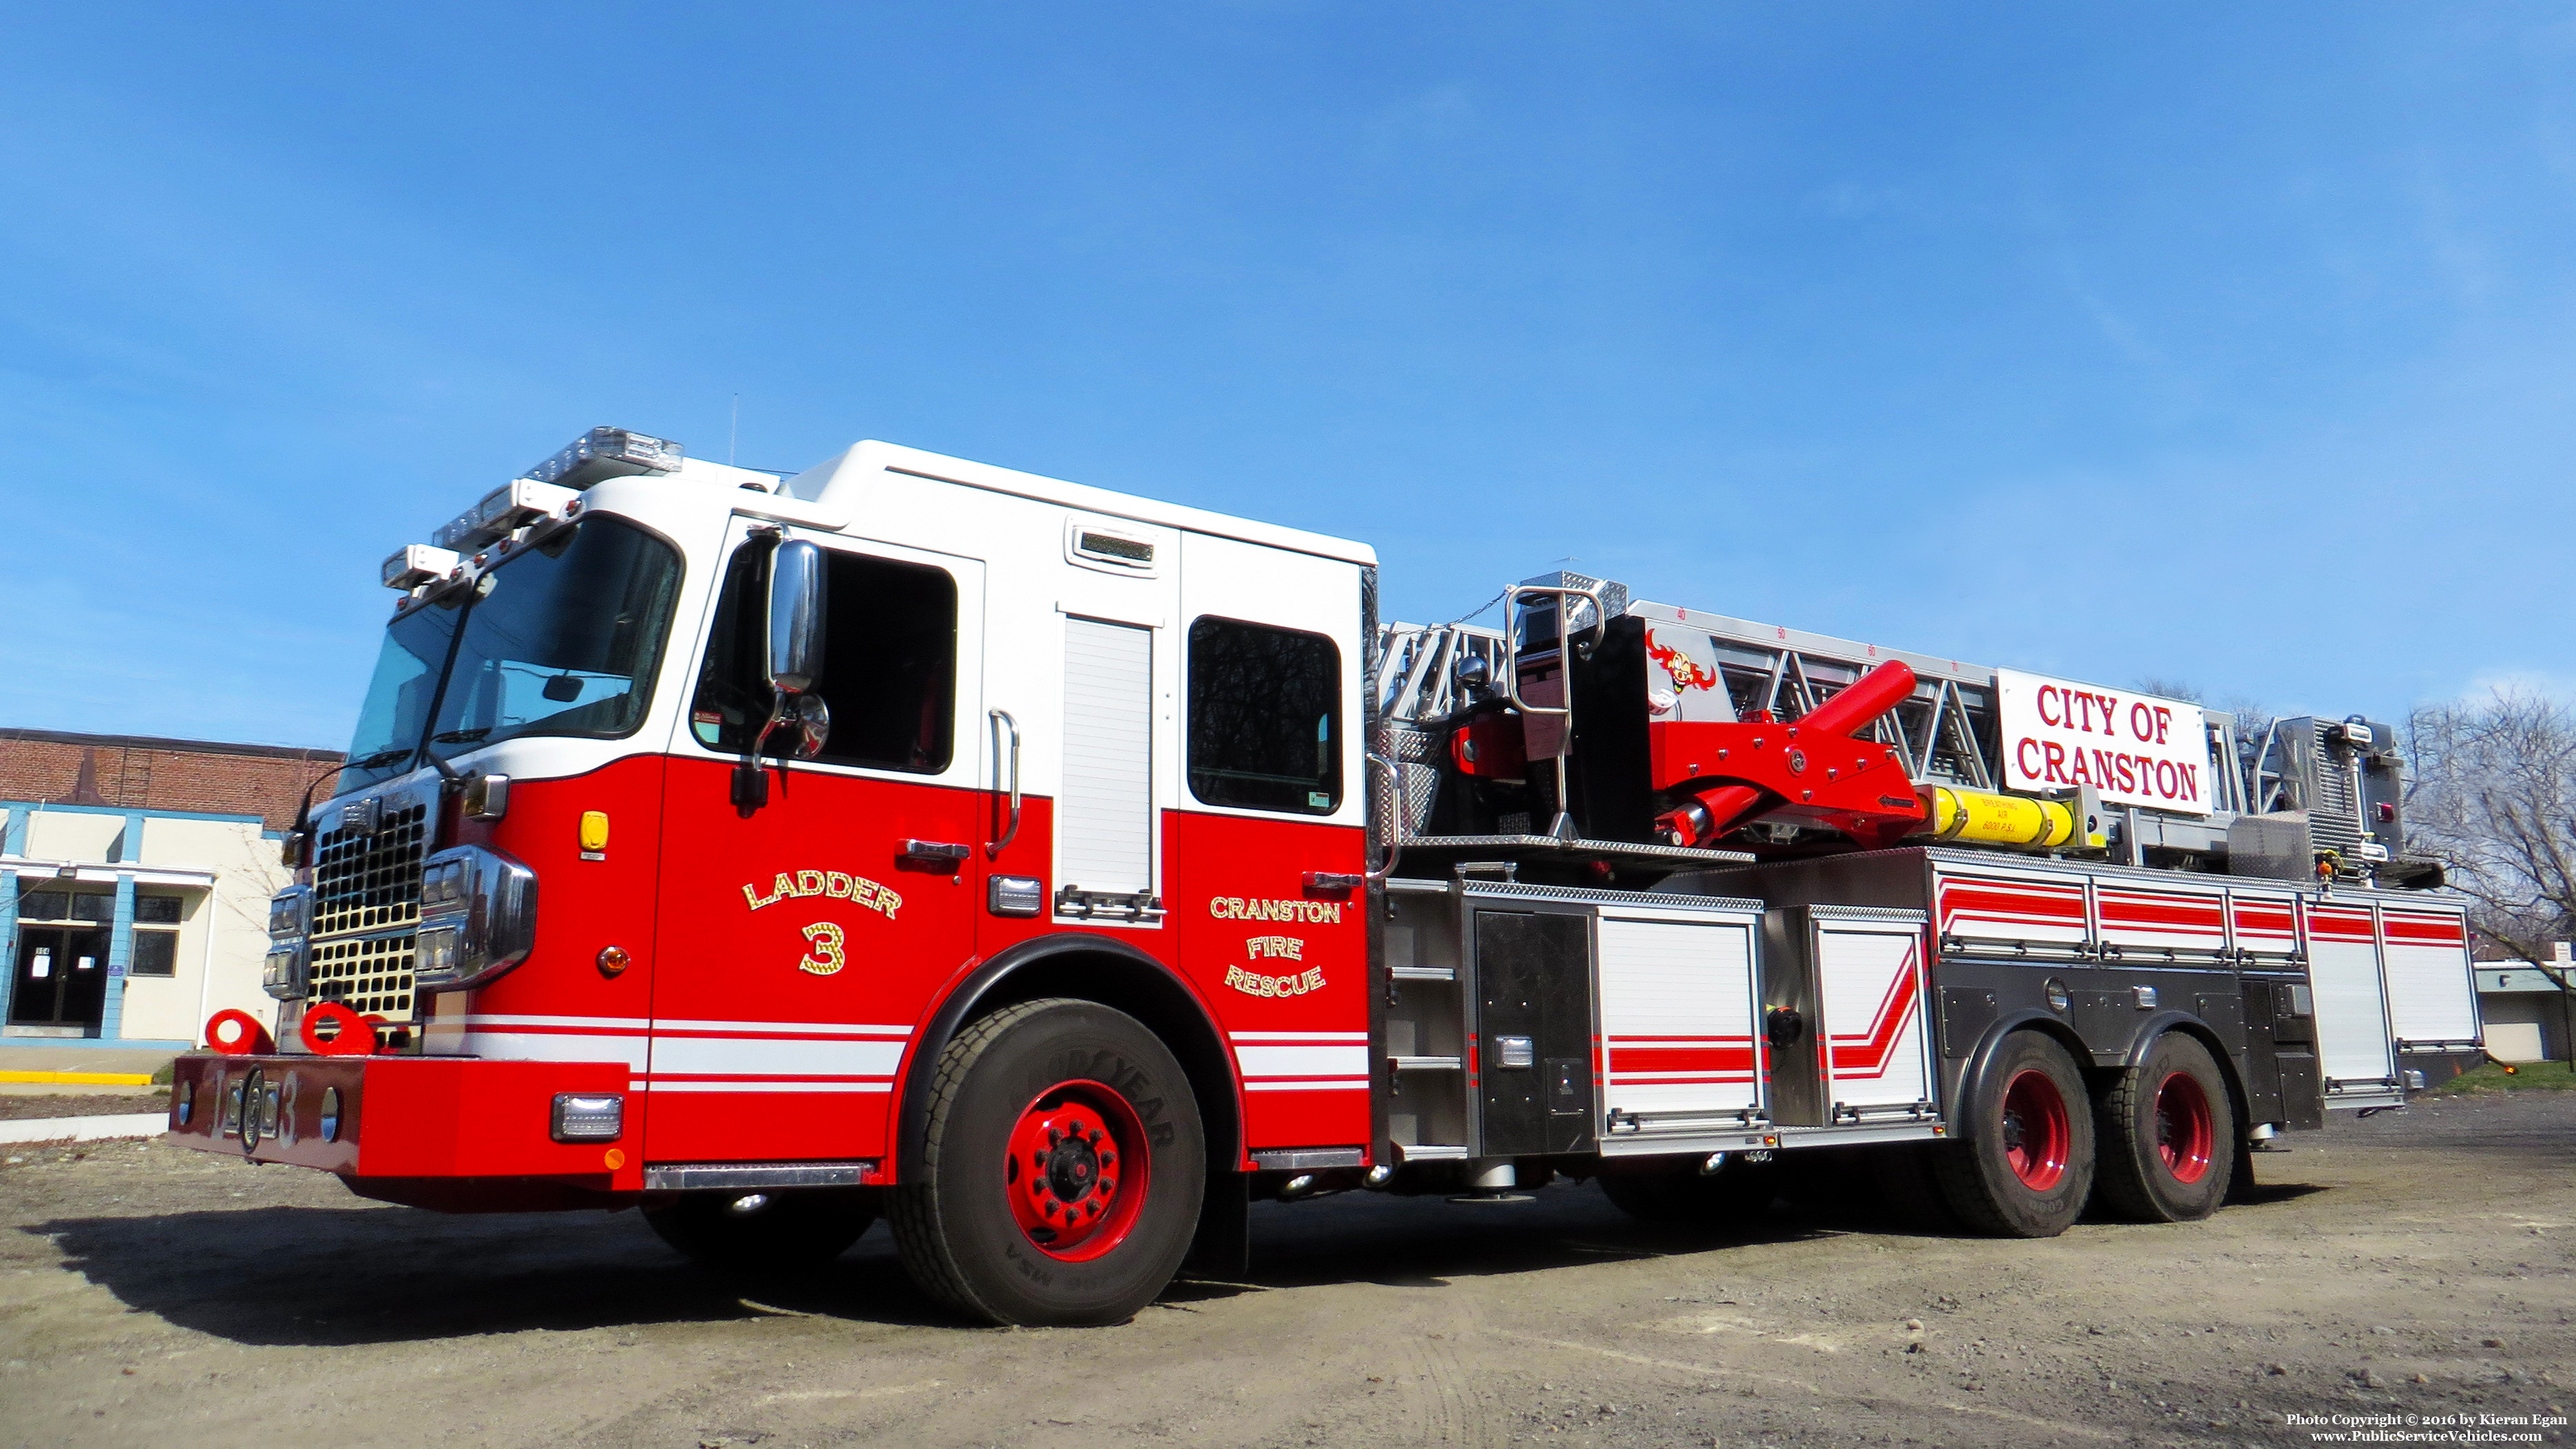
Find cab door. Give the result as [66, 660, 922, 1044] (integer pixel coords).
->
[648, 523, 985, 1165]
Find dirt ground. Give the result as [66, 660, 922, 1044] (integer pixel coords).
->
[1, 1096, 2568, 1449]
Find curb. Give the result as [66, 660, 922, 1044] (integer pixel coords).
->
[0, 1070, 156, 1087]
[0, 1113, 170, 1146]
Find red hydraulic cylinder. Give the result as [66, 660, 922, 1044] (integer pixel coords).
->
[1650, 659, 1929, 850]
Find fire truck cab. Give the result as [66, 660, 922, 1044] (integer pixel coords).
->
[169, 427, 2482, 1326]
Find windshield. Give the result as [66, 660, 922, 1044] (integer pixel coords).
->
[339, 516, 684, 790]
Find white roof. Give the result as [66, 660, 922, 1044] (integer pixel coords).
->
[785, 441, 1377, 567]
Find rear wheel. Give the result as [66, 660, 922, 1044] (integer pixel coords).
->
[2091, 1031, 2235, 1222]
[888, 999, 1204, 1325]
[1932, 1030, 2095, 1237]
[644, 1189, 876, 1270]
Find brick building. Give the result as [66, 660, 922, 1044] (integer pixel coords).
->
[2, 728, 341, 1048]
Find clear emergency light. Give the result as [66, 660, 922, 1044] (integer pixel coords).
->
[434, 478, 581, 553]
[381, 544, 462, 591]
[525, 426, 684, 489]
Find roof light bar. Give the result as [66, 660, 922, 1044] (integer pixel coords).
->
[525, 427, 685, 489]
[382, 544, 463, 591]
[433, 478, 581, 553]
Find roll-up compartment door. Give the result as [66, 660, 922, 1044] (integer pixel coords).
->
[2378, 907, 2481, 1050]
[2305, 904, 2396, 1090]
[1595, 911, 1762, 1134]
[1815, 918, 1934, 1119]
[1934, 869, 2087, 952]
[1057, 617, 1156, 909]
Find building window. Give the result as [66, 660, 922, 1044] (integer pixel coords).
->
[129, 930, 178, 977]
[134, 895, 182, 925]
[1186, 616, 1342, 815]
[16, 891, 112, 924]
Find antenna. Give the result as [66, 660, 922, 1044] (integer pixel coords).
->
[729, 394, 739, 465]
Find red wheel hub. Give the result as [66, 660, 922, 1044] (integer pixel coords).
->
[1998, 1068, 2071, 1191]
[2153, 1071, 2215, 1184]
[1005, 1080, 1150, 1261]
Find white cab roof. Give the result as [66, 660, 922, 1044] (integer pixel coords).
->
[785, 441, 1377, 567]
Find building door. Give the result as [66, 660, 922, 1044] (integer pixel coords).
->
[10, 927, 109, 1031]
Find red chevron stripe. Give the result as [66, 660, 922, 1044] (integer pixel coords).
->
[1826, 940, 1923, 1080]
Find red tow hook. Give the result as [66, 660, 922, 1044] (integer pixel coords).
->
[204, 1009, 275, 1056]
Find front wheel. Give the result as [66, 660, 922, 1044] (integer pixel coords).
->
[2091, 1030, 2235, 1222]
[888, 998, 1205, 1326]
[1931, 1029, 2095, 1238]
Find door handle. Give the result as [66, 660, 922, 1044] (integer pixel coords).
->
[900, 839, 971, 871]
[986, 708, 1022, 856]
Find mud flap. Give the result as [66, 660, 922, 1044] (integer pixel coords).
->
[1182, 1169, 1250, 1280]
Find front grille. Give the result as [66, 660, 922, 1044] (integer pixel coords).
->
[309, 933, 416, 1018]
[313, 802, 430, 937]
[306, 795, 430, 1042]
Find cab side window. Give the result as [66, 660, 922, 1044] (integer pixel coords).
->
[1186, 616, 1341, 814]
[693, 541, 958, 774]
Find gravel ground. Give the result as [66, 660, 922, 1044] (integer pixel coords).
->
[1, 1094, 2568, 1449]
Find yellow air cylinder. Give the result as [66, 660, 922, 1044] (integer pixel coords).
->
[1916, 785, 2083, 852]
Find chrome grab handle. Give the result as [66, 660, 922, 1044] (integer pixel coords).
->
[986, 708, 1022, 856]
[1499, 584, 1603, 719]
[1362, 751, 1403, 887]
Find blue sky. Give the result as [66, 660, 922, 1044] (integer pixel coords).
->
[3, 4, 2570, 750]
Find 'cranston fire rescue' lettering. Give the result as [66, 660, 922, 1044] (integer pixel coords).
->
[1247, 935, 1302, 960]
[1209, 897, 1342, 924]
[743, 870, 902, 920]
[1224, 964, 1327, 997]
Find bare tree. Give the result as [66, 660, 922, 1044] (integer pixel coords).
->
[2406, 690, 2576, 966]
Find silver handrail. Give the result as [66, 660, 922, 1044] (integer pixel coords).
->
[986, 708, 1022, 856]
[1499, 583, 1601, 719]
[1501, 584, 1603, 840]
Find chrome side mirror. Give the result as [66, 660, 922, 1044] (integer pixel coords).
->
[766, 539, 827, 697]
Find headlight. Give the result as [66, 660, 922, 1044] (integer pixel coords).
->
[263, 886, 312, 1000]
[412, 845, 538, 992]
[268, 885, 312, 940]
[262, 945, 308, 1001]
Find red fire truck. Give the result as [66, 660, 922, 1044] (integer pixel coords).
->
[168, 427, 2483, 1325]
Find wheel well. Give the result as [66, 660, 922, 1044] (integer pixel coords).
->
[2130, 1018, 2254, 1141]
[1952, 1011, 2092, 1143]
[898, 939, 1240, 1183]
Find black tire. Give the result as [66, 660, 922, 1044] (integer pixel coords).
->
[1932, 1029, 2095, 1238]
[2091, 1030, 2235, 1223]
[887, 998, 1205, 1326]
[643, 1188, 876, 1271]
[1598, 1159, 1780, 1224]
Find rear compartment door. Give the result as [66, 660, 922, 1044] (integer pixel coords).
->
[2303, 901, 2397, 1101]
[2376, 905, 2481, 1053]
[1812, 909, 1935, 1121]
[1594, 904, 1764, 1136]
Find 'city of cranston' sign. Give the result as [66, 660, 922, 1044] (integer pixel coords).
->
[1995, 668, 2213, 816]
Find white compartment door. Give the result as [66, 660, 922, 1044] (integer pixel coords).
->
[1817, 923, 1933, 1116]
[2378, 907, 2481, 1050]
[1057, 617, 1157, 907]
[1596, 912, 1762, 1130]
[2307, 905, 2395, 1087]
